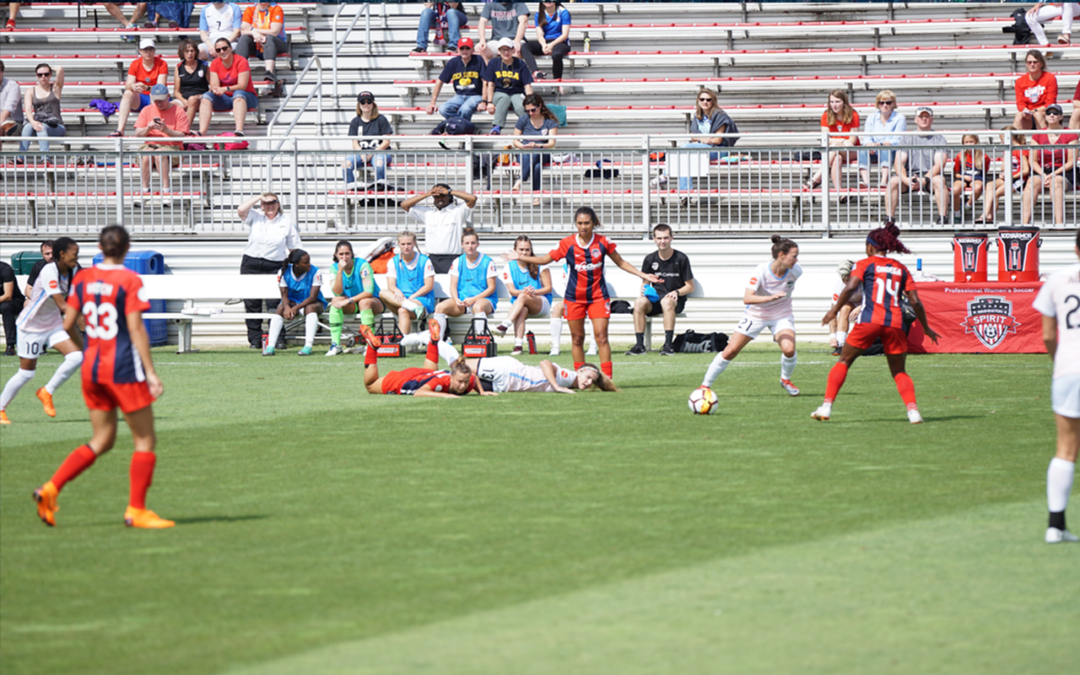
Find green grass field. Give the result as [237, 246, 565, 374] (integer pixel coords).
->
[1, 343, 1076, 675]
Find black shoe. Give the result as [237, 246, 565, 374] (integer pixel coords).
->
[625, 344, 647, 356]
[659, 344, 675, 356]
[249, 343, 262, 349]
[4, 346, 15, 356]
[411, 46, 427, 54]
[831, 346, 842, 356]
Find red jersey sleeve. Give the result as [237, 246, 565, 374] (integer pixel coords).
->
[900, 265, 916, 293]
[599, 235, 616, 257]
[549, 235, 573, 262]
[851, 258, 871, 282]
[124, 275, 152, 315]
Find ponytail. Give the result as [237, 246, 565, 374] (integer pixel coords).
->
[770, 234, 797, 259]
[283, 248, 308, 274]
[866, 223, 911, 255]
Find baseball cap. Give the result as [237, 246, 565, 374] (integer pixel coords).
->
[915, 106, 933, 117]
[357, 91, 375, 103]
[139, 38, 156, 50]
[1046, 103, 1064, 115]
[150, 84, 169, 99]
[494, 37, 514, 50]
[457, 37, 474, 49]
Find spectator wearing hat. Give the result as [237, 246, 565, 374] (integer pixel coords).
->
[413, 2, 468, 55]
[1025, 102, 1078, 226]
[110, 39, 167, 136]
[426, 37, 484, 122]
[0, 59, 25, 149]
[134, 84, 190, 194]
[198, 1, 243, 61]
[238, 191, 302, 349]
[885, 106, 948, 225]
[237, 2, 287, 85]
[479, 37, 534, 135]
[478, 1, 538, 76]
[400, 183, 478, 274]
[199, 37, 258, 136]
[344, 91, 394, 190]
[1014, 49, 1058, 132]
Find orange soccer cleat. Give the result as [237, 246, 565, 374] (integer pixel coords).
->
[36, 388, 56, 417]
[0, 410, 10, 425]
[427, 317, 441, 343]
[124, 507, 175, 529]
[33, 482, 59, 527]
[358, 324, 382, 349]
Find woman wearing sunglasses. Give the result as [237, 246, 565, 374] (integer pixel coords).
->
[20, 63, 65, 156]
[857, 89, 906, 189]
[1024, 103, 1078, 226]
[650, 88, 738, 202]
[1013, 48, 1058, 132]
[237, 192, 303, 350]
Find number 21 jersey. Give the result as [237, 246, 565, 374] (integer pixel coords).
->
[67, 264, 151, 385]
[852, 255, 915, 329]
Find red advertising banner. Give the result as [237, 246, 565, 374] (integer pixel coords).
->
[907, 282, 1046, 354]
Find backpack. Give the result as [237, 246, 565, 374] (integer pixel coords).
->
[214, 132, 249, 151]
[1003, 8, 1035, 44]
[671, 330, 729, 353]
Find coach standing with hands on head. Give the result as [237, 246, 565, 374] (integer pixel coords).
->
[400, 183, 478, 274]
[238, 192, 301, 349]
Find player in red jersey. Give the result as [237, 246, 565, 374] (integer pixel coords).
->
[813, 223, 940, 424]
[503, 206, 660, 378]
[360, 320, 489, 398]
[32, 225, 172, 529]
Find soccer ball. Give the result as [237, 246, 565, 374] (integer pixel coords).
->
[688, 387, 719, 415]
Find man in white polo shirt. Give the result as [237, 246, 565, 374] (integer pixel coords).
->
[237, 192, 302, 349]
[199, 1, 243, 61]
[399, 183, 478, 274]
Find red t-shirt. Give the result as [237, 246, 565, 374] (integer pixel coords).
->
[952, 151, 991, 178]
[1074, 81, 1079, 101]
[1008, 148, 1029, 179]
[67, 265, 152, 385]
[135, 102, 190, 147]
[1031, 132, 1080, 170]
[820, 109, 860, 141]
[128, 56, 169, 88]
[852, 255, 915, 329]
[549, 233, 616, 304]
[210, 55, 257, 94]
[1014, 71, 1058, 111]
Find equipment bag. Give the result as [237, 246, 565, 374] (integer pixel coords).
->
[374, 316, 406, 358]
[671, 330, 729, 353]
[462, 317, 497, 358]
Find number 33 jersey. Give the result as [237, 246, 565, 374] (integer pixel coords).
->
[852, 256, 915, 329]
[67, 264, 151, 384]
[1033, 263, 1080, 380]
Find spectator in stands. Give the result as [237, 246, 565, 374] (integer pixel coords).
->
[199, 1, 243, 61]
[0, 259, 25, 357]
[134, 84, 189, 194]
[426, 37, 483, 121]
[20, 63, 66, 155]
[979, 127, 1030, 225]
[431, 227, 498, 339]
[237, 1, 286, 85]
[626, 224, 694, 358]
[858, 89, 905, 189]
[650, 88, 737, 200]
[529, 1, 572, 81]
[343, 91, 393, 190]
[238, 192, 301, 349]
[110, 39, 167, 137]
[478, 1, 538, 76]
[144, 2, 191, 29]
[198, 37, 258, 137]
[400, 183, 478, 273]
[6, 3, 148, 35]
[1024, 104, 1078, 225]
[885, 106, 947, 226]
[4, 3, 18, 30]
[24, 240, 53, 299]
[0, 59, 23, 147]
[413, 2, 467, 55]
[480, 37, 535, 135]
[950, 134, 990, 224]
[1014, 49, 1058, 132]
[805, 89, 859, 195]
[174, 40, 209, 130]
[512, 93, 558, 206]
[379, 231, 436, 338]
[1026, 2, 1076, 46]
[1073, 80, 1080, 130]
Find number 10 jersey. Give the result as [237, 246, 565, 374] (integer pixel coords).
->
[68, 264, 152, 385]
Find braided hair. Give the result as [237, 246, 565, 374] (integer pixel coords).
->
[866, 223, 911, 255]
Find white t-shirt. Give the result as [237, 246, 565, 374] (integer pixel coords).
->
[475, 356, 575, 393]
[448, 255, 497, 280]
[832, 277, 864, 306]
[743, 261, 802, 321]
[16, 262, 73, 333]
[1033, 262, 1080, 379]
[385, 253, 435, 281]
[242, 209, 302, 261]
[409, 202, 473, 256]
[202, 2, 241, 43]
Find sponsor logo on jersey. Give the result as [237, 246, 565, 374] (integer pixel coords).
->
[651, 262, 659, 271]
[749, 277, 758, 285]
[48, 280, 58, 289]
[574, 262, 603, 272]
[961, 295, 1020, 350]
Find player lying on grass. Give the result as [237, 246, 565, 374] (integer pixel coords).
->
[813, 222, 939, 424]
[359, 321, 490, 398]
[430, 340, 618, 394]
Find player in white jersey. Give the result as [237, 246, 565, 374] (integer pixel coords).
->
[0, 238, 84, 425]
[828, 260, 864, 355]
[425, 338, 616, 393]
[701, 235, 802, 396]
[1033, 229, 1080, 544]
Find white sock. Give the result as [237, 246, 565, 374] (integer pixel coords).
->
[837, 330, 847, 347]
[514, 339, 523, 348]
[267, 315, 284, 348]
[45, 351, 83, 394]
[702, 355, 730, 388]
[400, 331, 427, 347]
[781, 353, 797, 381]
[304, 312, 318, 348]
[1048, 458, 1075, 514]
[0, 368, 36, 411]
[432, 313, 448, 339]
[437, 340, 460, 366]
[549, 315, 562, 348]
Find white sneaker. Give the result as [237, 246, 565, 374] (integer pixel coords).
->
[907, 409, 924, 424]
[549, 347, 560, 356]
[493, 323, 508, 337]
[779, 378, 800, 396]
[585, 344, 598, 356]
[649, 175, 668, 188]
[399, 331, 426, 348]
[1046, 527, 1079, 543]
[325, 344, 342, 357]
[811, 404, 831, 421]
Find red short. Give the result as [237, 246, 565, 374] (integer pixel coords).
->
[846, 322, 908, 355]
[564, 299, 610, 321]
[82, 379, 155, 414]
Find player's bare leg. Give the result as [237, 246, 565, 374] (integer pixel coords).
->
[568, 317, 587, 367]
[886, 352, 922, 423]
[776, 330, 799, 396]
[813, 342, 864, 420]
[122, 405, 173, 528]
[590, 315, 613, 378]
[1047, 413, 1080, 543]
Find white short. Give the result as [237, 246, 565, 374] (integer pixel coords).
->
[1052, 374, 1080, 419]
[465, 301, 496, 315]
[17, 328, 71, 359]
[525, 296, 551, 318]
[734, 315, 796, 340]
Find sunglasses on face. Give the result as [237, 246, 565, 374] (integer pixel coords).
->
[261, 201, 278, 207]
[359, 99, 374, 105]
[698, 97, 714, 102]
[525, 107, 538, 113]
[459, 46, 472, 50]
[216, 46, 231, 53]
[36, 72, 51, 78]
[1047, 111, 1063, 116]
[879, 100, 896, 106]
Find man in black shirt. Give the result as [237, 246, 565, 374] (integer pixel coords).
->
[24, 240, 53, 298]
[0, 260, 26, 356]
[626, 224, 695, 357]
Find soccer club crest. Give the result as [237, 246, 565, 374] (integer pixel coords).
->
[960, 295, 1020, 350]
[591, 247, 600, 258]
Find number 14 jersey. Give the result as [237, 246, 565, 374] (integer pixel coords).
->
[852, 255, 915, 329]
[68, 264, 151, 385]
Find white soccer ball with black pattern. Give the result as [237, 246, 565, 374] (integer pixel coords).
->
[688, 387, 719, 415]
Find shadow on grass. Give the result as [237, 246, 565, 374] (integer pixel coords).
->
[170, 514, 270, 525]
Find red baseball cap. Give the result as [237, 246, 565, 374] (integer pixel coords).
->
[457, 37, 474, 49]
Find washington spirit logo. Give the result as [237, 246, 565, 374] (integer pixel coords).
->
[960, 295, 1020, 350]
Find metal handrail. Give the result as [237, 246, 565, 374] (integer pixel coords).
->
[332, 2, 372, 100]
[266, 56, 325, 150]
